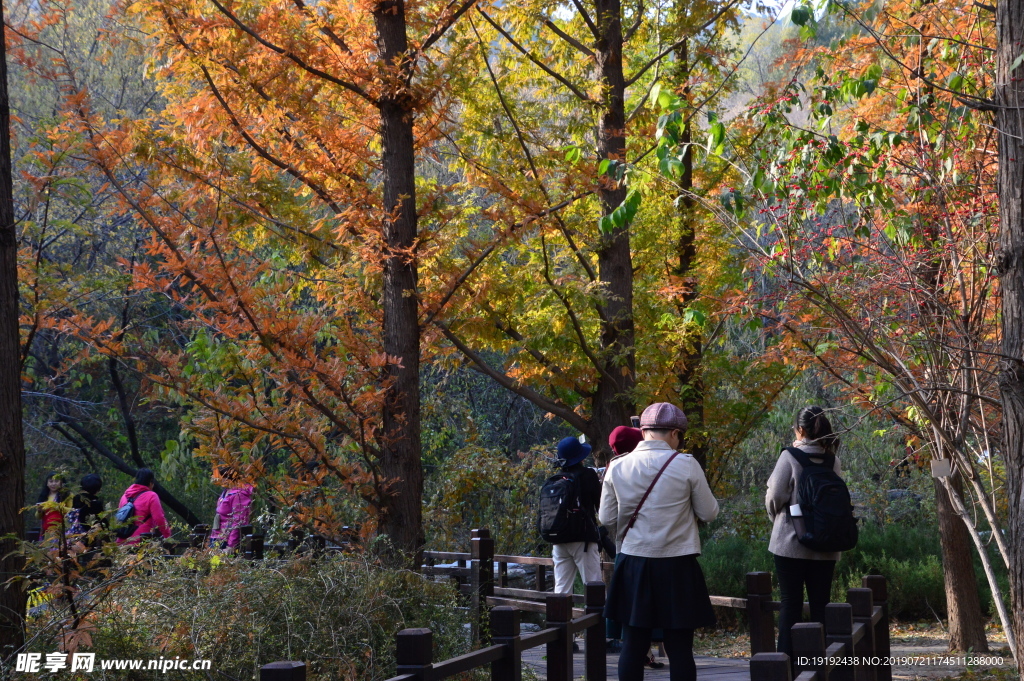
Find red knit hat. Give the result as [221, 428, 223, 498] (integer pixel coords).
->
[609, 426, 644, 456]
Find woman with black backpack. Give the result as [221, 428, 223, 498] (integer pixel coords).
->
[766, 406, 852, 664]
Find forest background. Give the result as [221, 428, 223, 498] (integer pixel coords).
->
[0, 0, 1022, 676]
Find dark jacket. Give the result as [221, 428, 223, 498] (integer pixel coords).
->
[561, 463, 601, 544]
[72, 492, 105, 529]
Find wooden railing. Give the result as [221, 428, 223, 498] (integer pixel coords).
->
[255, 586, 608, 681]
[750, 577, 892, 681]
[255, 575, 892, 681]
[421, 529, 784, 655]
[122, 524, 894, 681]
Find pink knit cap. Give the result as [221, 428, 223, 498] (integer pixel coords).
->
[639, 402, 688, 431]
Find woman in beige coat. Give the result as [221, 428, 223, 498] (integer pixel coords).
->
[601, 402, 719, 681]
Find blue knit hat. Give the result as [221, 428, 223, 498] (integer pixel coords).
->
[556, 436, 592, 467]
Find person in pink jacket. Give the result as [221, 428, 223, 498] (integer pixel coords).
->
[210, 468, 254, 549]
[116, 468, 172, 543]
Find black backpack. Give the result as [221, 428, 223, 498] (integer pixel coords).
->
[537, 471, 589, 544]
[786, 447, 859, 552]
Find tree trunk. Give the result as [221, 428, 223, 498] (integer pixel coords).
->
[671, 38, 706, 470]
[995, 0, 1024, 669]
[933, 475, 989, 652]
[593, 0, 637, 452]
[373, 0, 424, 559]
[0, 0, 27, 656]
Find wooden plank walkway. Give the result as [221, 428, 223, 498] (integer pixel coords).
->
[521, 646, 750, 680]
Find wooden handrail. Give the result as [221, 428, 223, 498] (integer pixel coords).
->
[364, 586, 607, 681]
[519, 627, 560, 648]
[430, 644, 506, 676]
[494, 586, 584, 602]
[256, 529, 892, 681]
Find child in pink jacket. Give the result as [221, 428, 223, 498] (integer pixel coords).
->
[116, 469, 172, 543]
[211, 468, 254, 549]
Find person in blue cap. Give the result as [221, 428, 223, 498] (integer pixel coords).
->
[548, 436, 602, 593]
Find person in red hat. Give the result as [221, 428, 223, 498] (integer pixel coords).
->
[600, 402, 719, 681]
[609, 425, 644, 460]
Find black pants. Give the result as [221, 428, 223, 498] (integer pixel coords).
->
[619, 625, 694, 681]
[774, 554, 836, 662]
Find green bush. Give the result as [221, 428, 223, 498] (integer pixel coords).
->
[835, 523, 946, 618]
[16, 552, 469, 681]
[699, 521, 967, 622]
[698, 534, 774, 602]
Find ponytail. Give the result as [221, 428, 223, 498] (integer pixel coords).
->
[796, 406, 839, 454]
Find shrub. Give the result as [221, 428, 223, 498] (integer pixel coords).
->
[699, 534, 774, 601]
[15, 551, 468, 681]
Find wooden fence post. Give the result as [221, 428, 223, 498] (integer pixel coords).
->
[792, 622, 826, 680]
[825, 603, 855, 681]
[546, 594, 574, 681]
[470, 529, 495, 645]
[190, 524, 210, 548]
[253, 534, 264, 560]
[237, 525, 253, 553]
[848, 588, 876, 681]
[863, 576, 891, 681]
[491, 606, 521, 681]
[585, 581, 607, 681]
[395, 628, 433, 681]
[535, 564, 548, 592]
[747, 571, 776, 655]
[260, 661, 306, 681]
[751, 652, 792, 681]
[311, 535, 326, 556]
[243, 534, 265, 560]
[288, 529, 304, 553]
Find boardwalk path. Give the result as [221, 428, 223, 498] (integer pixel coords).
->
[520, 647, 750, 680]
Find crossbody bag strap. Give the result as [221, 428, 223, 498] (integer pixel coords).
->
[621, 451, 681, 543]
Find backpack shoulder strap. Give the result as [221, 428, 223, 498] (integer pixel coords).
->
[131, 491, 153, 522]
[785, 447, 834, 469]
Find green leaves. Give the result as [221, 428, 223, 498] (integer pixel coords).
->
[598, 158, 628, 182]
[791, 5, 811, 25]
[707, 117, 726, 157]
[598, 189, 642, 234]
[682, 308, 707, 327]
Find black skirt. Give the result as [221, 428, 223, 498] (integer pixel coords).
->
[604, 553, 717, 630]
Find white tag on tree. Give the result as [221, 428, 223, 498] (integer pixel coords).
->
[930, 458, 951, 478]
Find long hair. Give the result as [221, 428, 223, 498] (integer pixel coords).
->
[134, 468, 156, 486]
[36, 472, 68, 504]
[795, 406, 839, 454]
